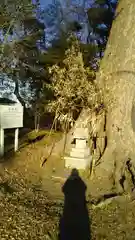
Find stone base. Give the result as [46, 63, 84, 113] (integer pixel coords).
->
[70, 147, 90, 158]
[64, 156, 91, 170]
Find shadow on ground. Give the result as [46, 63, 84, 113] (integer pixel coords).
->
[0, 181, 16, 194]
[58, 168, 91, 240]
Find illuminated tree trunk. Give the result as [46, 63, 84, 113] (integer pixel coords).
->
[89, 0, 135, 197]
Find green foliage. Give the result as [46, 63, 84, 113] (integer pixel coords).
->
[80, 43, 98, 67]
[27, 129, 62, 140]
[0, 0, 45, 80]
[46, 39, 102, 126]
[46, 230, 58, 240]
[88, 7, 113, 26]
[0, 0, 113, 129]
[68, 20, 82, 32]
[87, 0, 118, 55]
[0, 0, 47, 116]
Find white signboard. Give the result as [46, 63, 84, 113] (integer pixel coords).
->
[0, 98, 24, 157]
[0, 104, 23, 129]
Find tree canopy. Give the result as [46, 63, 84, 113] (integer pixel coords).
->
[0, 0, 117, 129]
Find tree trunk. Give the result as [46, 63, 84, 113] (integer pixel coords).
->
[14, 76, 26, 108]
[14, 76, 31, 127]
[88, 0, 135, 197]
[34, 111, 40, 132]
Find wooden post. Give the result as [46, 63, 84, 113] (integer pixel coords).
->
[14, 128, 19, 152]
[0, 128, 4, 157]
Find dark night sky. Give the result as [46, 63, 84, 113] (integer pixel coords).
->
[40, 0, 52, 8]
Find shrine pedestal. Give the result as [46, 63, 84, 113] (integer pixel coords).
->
[64, 128, 92, 169]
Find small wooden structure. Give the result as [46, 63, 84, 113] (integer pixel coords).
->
[0, 98, 23, 157]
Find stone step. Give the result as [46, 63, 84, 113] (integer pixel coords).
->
[64, 156, 91, 170]
[76, 139, 87, 148]
[70, 150, 90, 158]
[71, 147, 90, 154]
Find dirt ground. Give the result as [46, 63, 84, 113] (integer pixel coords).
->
[0, 136, 135, 239]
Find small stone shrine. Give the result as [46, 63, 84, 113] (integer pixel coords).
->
[64, 127, 91, 170]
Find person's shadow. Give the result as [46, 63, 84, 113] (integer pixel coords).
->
[58, 168, 91, 240]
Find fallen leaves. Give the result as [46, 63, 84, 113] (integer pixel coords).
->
[0, 170, 61, 239]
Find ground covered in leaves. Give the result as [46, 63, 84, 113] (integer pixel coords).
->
[0, 135, 135, 239]
[0, 169, 135, 240]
